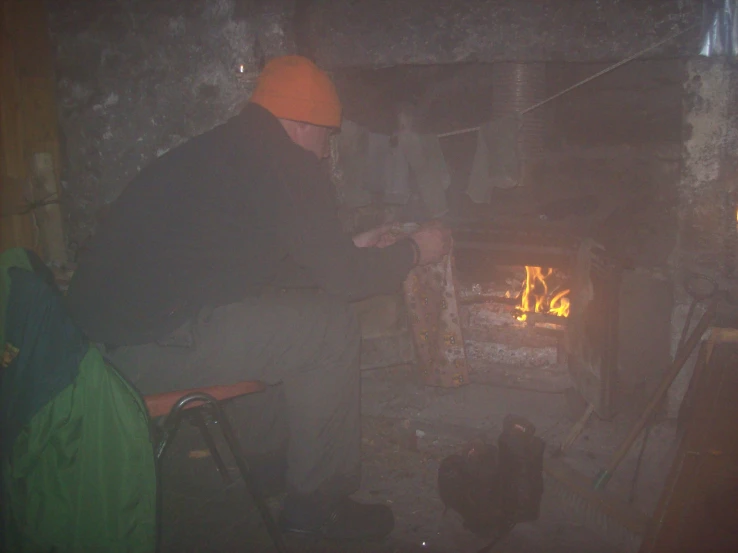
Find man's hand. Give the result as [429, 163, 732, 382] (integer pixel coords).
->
[410, 223, 452, 265]
[353, 220, 452, 266]
[353, 223, 397, 248]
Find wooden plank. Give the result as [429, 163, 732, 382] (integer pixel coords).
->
[0, 1, 26, 179]
[0, 174, 36, 249]
[30, 153, 66, 264]
[13, 0, 62, 175]
[21, 78, 58, 150]
[0, 0, 65, 258]
[0, 1, 36, 251]
[7, 0, 55, 81]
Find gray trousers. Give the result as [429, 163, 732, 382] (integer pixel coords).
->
[106, 290, 361, 498]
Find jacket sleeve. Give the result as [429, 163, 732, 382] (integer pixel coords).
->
[274, 151, 415, 301]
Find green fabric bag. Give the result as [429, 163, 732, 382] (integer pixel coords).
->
[1, 248, 157, 553]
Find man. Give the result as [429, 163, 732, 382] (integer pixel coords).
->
[65, 56, 451, 541]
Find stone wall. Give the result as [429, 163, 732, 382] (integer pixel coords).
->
[677, 59, 738, 275]
[667, 59, 738, 416]
[306, 0, 701, 68]
[48, 0, 293, 253]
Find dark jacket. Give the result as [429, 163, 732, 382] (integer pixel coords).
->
[65, 104, 415, 345]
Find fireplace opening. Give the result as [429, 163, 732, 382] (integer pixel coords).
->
[453, 221, 622, 418]
[459, 263, 571, 384]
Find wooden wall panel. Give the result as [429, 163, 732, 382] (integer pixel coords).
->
[0, 0, 65, 262]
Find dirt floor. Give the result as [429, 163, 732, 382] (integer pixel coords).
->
[156, 350, 679, 553]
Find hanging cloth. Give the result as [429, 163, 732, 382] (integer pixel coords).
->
[384, 135, 411, 205]
[364, 131, 410, 205]
[467, 115, 521, 203]
[337, 119, 373, 208]
[398, 131, 451, 217]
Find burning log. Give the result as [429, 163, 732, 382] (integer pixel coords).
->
[515, 311, 569, 327]
[459, 294, 520, 306]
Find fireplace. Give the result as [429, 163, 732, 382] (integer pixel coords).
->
[453, 220, 622, 419]
[328, 60, 681, 420]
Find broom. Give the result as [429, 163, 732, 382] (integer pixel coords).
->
[544, 457, 648, 552]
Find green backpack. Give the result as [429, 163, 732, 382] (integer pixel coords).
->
[0, 248, 157, 553]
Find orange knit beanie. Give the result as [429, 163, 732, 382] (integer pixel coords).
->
[249, 56, 342, 128]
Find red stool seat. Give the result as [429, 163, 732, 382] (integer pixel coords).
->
[144, 380, 266, 418]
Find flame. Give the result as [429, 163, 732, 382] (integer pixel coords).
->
[516, 266, 570, 321]
[549, 289, 570, 317]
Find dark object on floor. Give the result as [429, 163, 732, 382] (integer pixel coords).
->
[498, 415, 545, 523]
[438, 441, 503, 536]
[640, 335, 738, 553]
[437, 414, 545, 543]
[150, 389, 288, 553]
[280, 495, 395, 541]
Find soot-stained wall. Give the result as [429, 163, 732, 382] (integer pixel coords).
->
[48, 0, 293, 253]
[306, 0, 701, 68]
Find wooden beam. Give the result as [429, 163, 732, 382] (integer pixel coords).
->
[0, 1, 26, 180]
[0, 0, 66, 263]
[31, 153, 66, 264]
[1, 1, 35, 251]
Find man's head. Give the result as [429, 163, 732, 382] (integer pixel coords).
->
[249, 56, 341, 159]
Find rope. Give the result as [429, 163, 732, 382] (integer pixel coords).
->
[436, 21, 700, 139]
[0, 194, 60, 218]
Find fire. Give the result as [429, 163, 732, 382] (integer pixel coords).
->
[516, 266, 570, 321]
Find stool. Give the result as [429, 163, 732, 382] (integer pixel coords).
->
[144, 382, 288, 553]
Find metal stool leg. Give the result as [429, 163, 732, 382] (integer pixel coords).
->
[155, 405, 184, 461]
[158, 392, 288, 553]
[188, 408, 232, 484]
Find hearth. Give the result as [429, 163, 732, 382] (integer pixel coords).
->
[453, 220, 622, 419]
